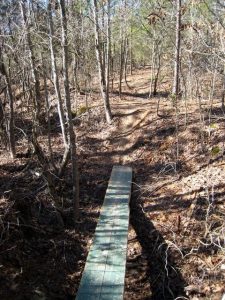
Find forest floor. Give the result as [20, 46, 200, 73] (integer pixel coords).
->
[0, 68, 225, 300]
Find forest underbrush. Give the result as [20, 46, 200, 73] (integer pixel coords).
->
[0, 68, 224, 300]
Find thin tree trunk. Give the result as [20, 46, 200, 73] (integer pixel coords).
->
[172, 0, 181, 99]
[111, 42, 115, 91]
[73, 56, 80, 93]
[20, 0, 41, 127]
[59, 0, 79, 221]
[92, 0, 112, 124]
[130, 26, 133, 75]
[153, 52, 162, 96]
[0, 48, 15, 158]
[188, 0, 194, 101]
[0, 97, 6, 148]
[41, 53, 56, 170]
[119, 33, 125, 98]
[106, 0, 111, 97]
[208, 57, 218, 124]
[47, 0, 67, 147]
[149, 38, 155, 98]
[221, 66, 225, 110]
[124, 37, 131, 89]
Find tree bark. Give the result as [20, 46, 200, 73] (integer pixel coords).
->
[41, 52, 56, 171]
[153, 51, 162, 96]
[130, 26, 133, 75]
[92, 0, 112, 124]
[119, 38, 125, 98]
[0, 48, 15, 158]
[222, 66, 225, 110]
[20, 0, 41, 127]
[59, 0, 80, 221]
[172, 0, 181, 99]
[106, 0, 111, 97]
[47, 0, 68, 147]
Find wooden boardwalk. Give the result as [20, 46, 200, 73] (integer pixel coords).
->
[76, 166, 132, 300]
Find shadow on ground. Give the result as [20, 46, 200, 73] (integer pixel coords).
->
[130, 185, 187, 300]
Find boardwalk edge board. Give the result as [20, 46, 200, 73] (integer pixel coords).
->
[76, 165, 132, 300]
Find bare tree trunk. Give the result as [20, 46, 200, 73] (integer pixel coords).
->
[208, 57, 218, 124]
[92, 0, 112, 124]
[0, 48, 15, 158]
[172, 0, 181, 99]
[72, 56, 80, 93]
[47, 0, 67, 147]
[59, 0, 79, 221]
[111, 42, 115, 91]
[124, 37, 131, 89]
[187, 0, 194, 101]
[20, 0, 41, 127]
[153, 51, 162, 96]
[222, 66, 225, 110]
[130, 26, 133, 75]
[106, 0, 111, 97]
[119, 38, 125, 98]
[41, 53, 56, 170]
[0, 97, 6, 147]
[149, 37, 155, 98]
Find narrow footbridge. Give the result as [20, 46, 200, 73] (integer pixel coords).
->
[76, 165, 132, 300]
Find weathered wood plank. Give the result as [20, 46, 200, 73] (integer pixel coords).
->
[76, 166, 132, 300]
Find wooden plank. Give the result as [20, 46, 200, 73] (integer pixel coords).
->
[76, 166, 132, 300]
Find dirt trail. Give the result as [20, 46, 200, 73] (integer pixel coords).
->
[107, 98, 154, 164]
[104, 95, 189, 300]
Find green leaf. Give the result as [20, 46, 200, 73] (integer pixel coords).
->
[211, 146, 220, 156]
[209, 123, 217, 129]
